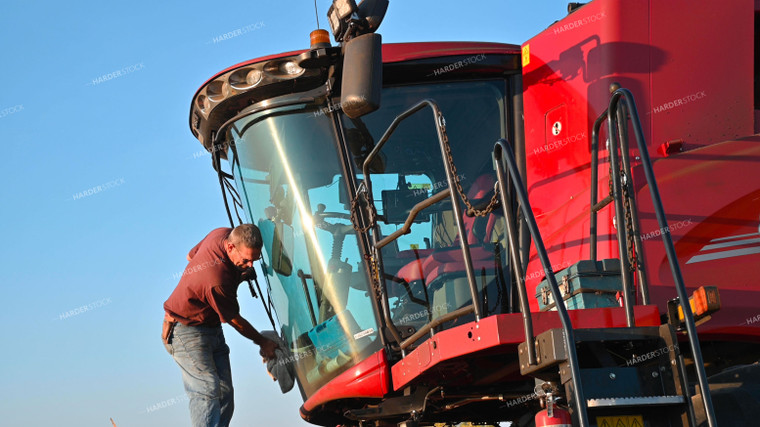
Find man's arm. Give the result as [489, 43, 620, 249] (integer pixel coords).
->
[228, 314, 279, 358]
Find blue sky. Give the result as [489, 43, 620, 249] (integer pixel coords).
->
[0, 1, 565, 425]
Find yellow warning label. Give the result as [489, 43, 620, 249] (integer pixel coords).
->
[596, 415, 644, 427]
[521, 45, 530, 66]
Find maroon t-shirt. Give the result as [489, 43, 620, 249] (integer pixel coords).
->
[164, 228, 243, 326]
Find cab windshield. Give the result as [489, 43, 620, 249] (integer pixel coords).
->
[229, 105, 381, 398]
[228, 79, 511, 399]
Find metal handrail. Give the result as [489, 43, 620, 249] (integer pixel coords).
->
[356, 100, 485, 352]
[606, 88, 717, 427]
[493, 146, 536, 366]
[613, 103, 651, 304]
[606, 106, 637, 326]
[493, 139, 589, 427]
[589, 106, 652, 322]
[589, 112, 607, 262]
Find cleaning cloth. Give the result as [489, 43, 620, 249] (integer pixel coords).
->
[261, 330, 295, 393]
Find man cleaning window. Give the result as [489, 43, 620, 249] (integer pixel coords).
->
[162, 224, 279, 427]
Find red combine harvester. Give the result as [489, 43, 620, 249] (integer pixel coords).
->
[188, 1, 760, 425]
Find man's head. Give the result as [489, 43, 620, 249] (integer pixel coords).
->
[225, 224, 263, 270]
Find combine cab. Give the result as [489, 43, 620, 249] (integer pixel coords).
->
[188, 0, 760, 425]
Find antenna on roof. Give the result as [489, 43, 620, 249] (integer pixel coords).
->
[314, 0, 320, 29]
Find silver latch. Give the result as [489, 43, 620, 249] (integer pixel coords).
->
[541, 287, 551, 305]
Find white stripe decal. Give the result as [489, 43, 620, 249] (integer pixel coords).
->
[687, 246, 760, 264]
[709, 232, 760, 243]
[701, 237, 760, 251]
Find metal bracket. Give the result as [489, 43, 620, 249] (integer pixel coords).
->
[518, 329, 568, 377]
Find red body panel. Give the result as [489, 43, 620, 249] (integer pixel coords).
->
[638, 136, 760, 340]
[520, 0, 758, 340]
[391, 306, 661, 390]
[301, 349, 390, 413]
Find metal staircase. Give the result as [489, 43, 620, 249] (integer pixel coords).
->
[349, 90, 717, 426]
[505, 88, 718, 426]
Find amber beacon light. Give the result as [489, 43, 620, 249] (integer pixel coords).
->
[310, 29, 331, 49]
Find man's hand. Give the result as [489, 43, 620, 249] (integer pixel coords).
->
[258, 337, 279, 360]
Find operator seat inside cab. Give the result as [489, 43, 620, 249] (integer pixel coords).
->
[394, 173, 510, 325]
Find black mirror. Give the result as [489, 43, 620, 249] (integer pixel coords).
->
[357, 0, 388, 33]
[341, 33, 382, 118]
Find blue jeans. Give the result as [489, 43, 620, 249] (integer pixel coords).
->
[164, 323, 234, 427]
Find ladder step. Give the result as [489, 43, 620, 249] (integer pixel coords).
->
[587, 395, 684, 408]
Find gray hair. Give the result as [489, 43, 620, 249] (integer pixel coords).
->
[228, 224, 263, 250]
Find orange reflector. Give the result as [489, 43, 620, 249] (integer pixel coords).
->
[310, 29, 331, 49]
[678, 286, 721, 322]
[695, 287, 708, 314]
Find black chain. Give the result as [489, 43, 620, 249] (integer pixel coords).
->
[608, 163, 638, 273]
[350, 187, 376, 233]
[439, 112, 500, 217]
[622, 173, 637, 273]
[369, 253, 382, 299]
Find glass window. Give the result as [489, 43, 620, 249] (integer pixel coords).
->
[225, 79, 513, 397]
[229, 105, 382, 397]
[341, 80, 512, 338]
